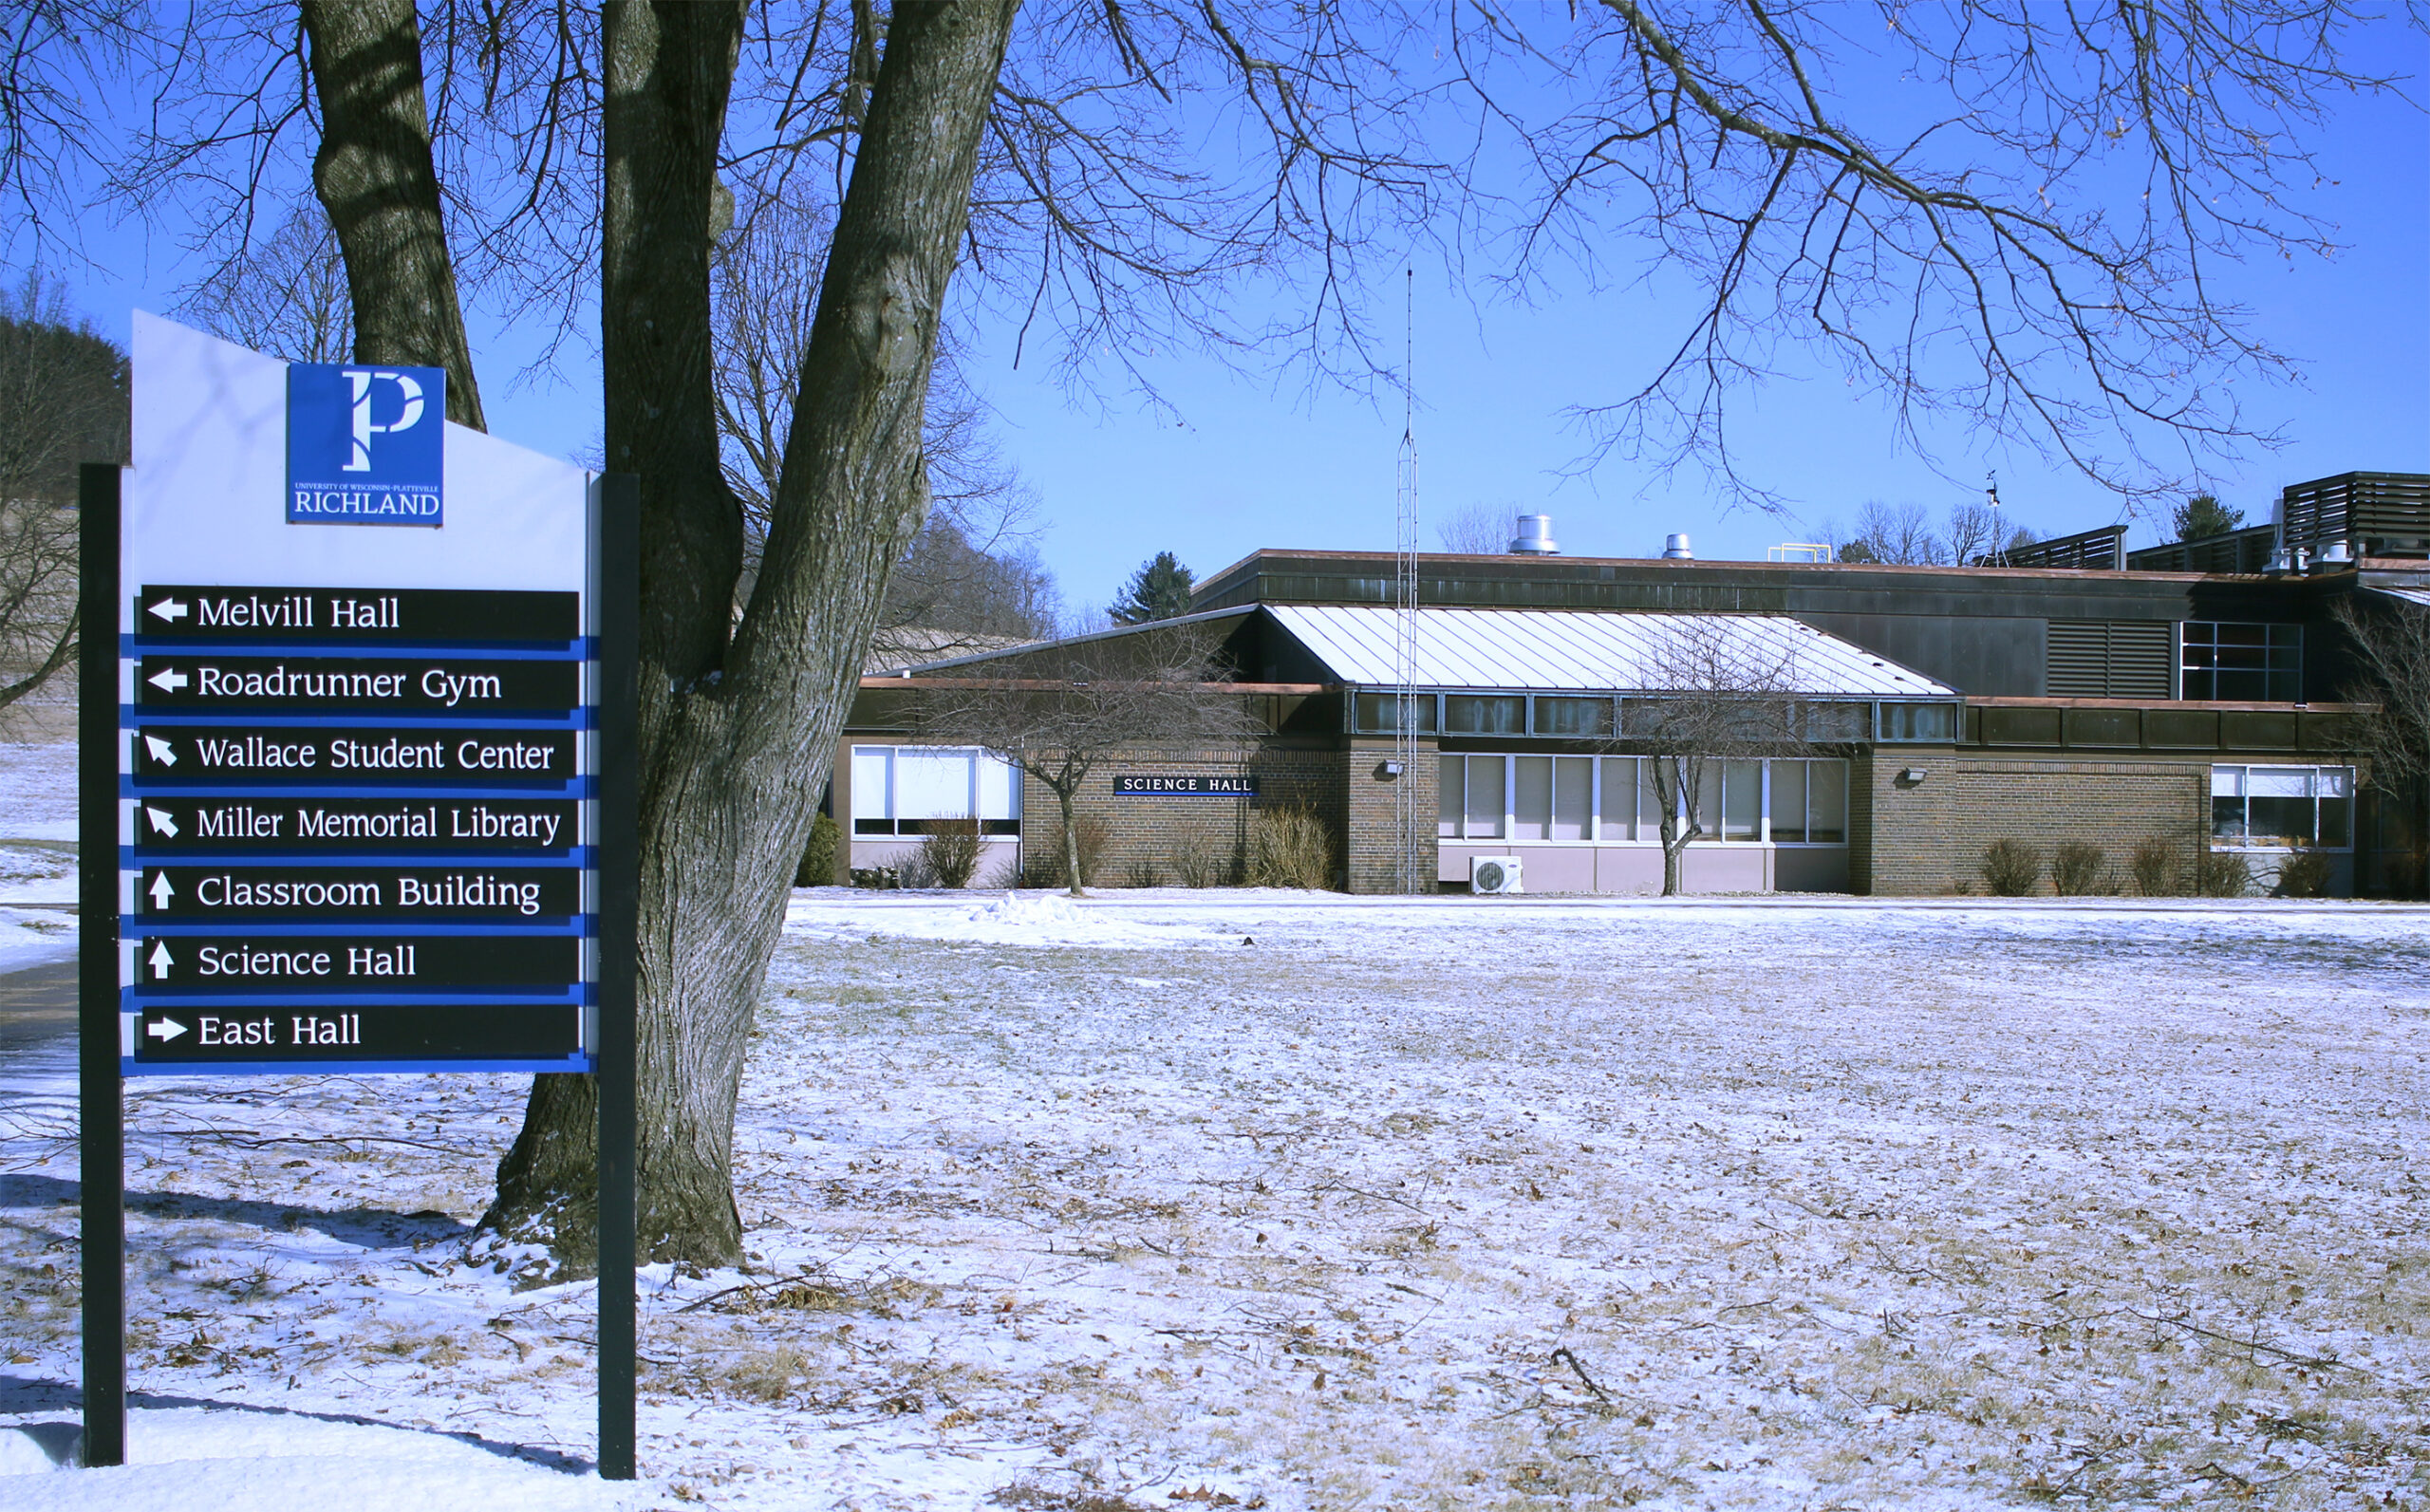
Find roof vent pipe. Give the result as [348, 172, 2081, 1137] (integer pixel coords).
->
[1663, 532, 1694, 561]
[1508, 513, 1561, 554]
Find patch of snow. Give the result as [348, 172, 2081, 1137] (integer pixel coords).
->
[0, 742, 78, 842]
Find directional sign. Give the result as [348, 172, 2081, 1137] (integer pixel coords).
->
[128, 797, 580, 852]
[135, 656, 579, 714]
[136, 866, 584, 920]
[134, 933, 582, 991]
[138, 586, 577, 644]
[131, 1004, 584, 1062]
[131, 725, 579, 782]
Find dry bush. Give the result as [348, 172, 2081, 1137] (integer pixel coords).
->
[1166, 831, 1239, 887]
[2048, 841, 2110, 896]
[1980, 838, 2042, 897]
[1245, 804, 1334, 889]
[907, 816, 984, 888]
[2194, 849, 2252, 898]
[2128, 835, 2181, 896]
[1021, 812, 1108, 889]
[1121, 854, 1164, 887]
[2275, 848, 2334, 898]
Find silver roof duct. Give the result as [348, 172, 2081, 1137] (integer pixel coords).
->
[1508, 513, 1561, 554]
[1663, 532, 1694, 561]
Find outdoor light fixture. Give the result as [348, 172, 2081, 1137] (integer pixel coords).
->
[1898, 767, 1928, 785]
[1376, 759, 1405, 779]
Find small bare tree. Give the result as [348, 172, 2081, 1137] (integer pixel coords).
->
[179, 199, 353, 363]
[2334, 594, 2430, 895]
[1615, 618, 1813, 896]
[906, 627, 1255, 897]
[1435, 502, 1515, 555]
[0, 273, 126, 714]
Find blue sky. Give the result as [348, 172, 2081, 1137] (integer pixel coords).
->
[46, 13, 2428, 618]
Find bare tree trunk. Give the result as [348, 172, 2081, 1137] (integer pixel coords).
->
[1058, 782, 1084, 897]
[1654, 757, 1688, 896]
[486, 0, 1019, 1270]
[299, 0, 485, 427]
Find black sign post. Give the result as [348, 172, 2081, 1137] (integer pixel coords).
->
[79, 452, 641, 1476]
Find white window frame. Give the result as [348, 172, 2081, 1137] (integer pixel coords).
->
[2209, 763, 2353, 852]
[850, 744, 1022, 837]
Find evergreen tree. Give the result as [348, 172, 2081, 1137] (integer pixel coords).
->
[2173, 494, 2243, 541]
[1111, 551, 1196, 624]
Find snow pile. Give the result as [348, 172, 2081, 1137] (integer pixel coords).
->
[0, 905, 73, 972]
[4, 1409, 632, 1511]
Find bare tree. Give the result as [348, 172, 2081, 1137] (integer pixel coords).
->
[1434, 502, 1514, 555]
[180, 200, 353, 363]
[905, 626, 1255, 897]
[1613, 618, 1813, 895]
[2334, 594, 2430, 895]
[1944, 502, 2001, 569]
[1832, 501, 1943, 566]
[0, 272, 125, 713]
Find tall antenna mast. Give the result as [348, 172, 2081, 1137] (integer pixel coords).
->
[1393, 270, 1424, 894]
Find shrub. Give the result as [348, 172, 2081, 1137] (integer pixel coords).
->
[1123, 854, 1165, 888]
[2193, 849, 2252, 898]
[1245, 804, 1334, 889]
[2128, 835, 2180, 897]
[2275, 848, 2334, 898]
[1167, 831, 1239, 887]
[2049, 841, 2109, 897]
[1020, 812, 1110, 889]
[1979, 838, 2042, 897]
[794, 811, 840, 887]
[906, 817, 983, 889]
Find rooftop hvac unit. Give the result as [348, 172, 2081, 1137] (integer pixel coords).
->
[1469, 855, 1523, 895]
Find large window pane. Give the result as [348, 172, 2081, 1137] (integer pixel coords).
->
[896, 748, 974, 819]
[1445, 695, 1525, 735]
[1692, 763, 1720, 839]
[1464, 754, 1505, 837]
[1879, 703, 1956, 741]
[1552, 757, 1592, 840]
[1597, 756, 1636, 840]
[1807, 761, 1846, 843]
[1438, 755, 1465, 837]
[2211, 765, 2247, 844]
[2247, 767, 2314, 846]
[1639, 759, 1669, 840]
[1808, 702, 1870, 741]
[850, 745, 893, 834]
[1770, 761, 1808, 843]
[1355, 691, 1437, 733]
[975, 753, 1020, 831]
[1722, 759, 1762, 841]
[1536, 697, 1613, 737]
[1512, 756, 1554, 840]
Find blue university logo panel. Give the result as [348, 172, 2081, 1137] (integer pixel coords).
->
[286, 363, 446, 525]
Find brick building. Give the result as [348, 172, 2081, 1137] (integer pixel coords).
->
[834, 472, 2428, 898]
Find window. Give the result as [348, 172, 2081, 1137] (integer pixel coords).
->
[2211, 765, 2352, 849]
[2182, 623, 2301, 702]
[1534, 697, 1614, 737]
[1353, 691, 1437, 734]
[1436, 754, 1849, 844]
[1444, 695, 1525, 735]
[850, 745, 1020, 836]
[1878, 703, 1957, 742]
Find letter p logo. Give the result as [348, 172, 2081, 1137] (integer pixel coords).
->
[343, 370, 428, 472]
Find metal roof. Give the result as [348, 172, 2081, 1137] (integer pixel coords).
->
[1264, 604, 1954, 698]
[2367, 584, 2430, 609]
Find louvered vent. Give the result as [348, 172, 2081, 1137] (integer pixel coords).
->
[2047, 621, 2174, 698]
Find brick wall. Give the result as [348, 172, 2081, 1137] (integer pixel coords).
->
[1863, 749, 2207, 895]
[1024, 740, 1348, 887]
[1342, 737, 1441, 893]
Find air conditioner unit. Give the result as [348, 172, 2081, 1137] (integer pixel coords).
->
[1469, 855, 1523, 895]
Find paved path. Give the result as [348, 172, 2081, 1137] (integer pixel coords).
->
[0, 960, 75, 1053]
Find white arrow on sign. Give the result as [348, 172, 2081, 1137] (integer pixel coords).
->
[148, 941, 174, 980]
[147, 1017, 188, 1041]
[141, 806, 178, 838]
[147, 598, 190, 623]
[143, 734, 177, 766]
[148, 872, 174, 908]
[146, 666, 190, 694]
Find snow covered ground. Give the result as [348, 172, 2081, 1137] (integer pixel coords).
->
[0, 742, 80, 970]
[5, 879, 2426, 1509]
